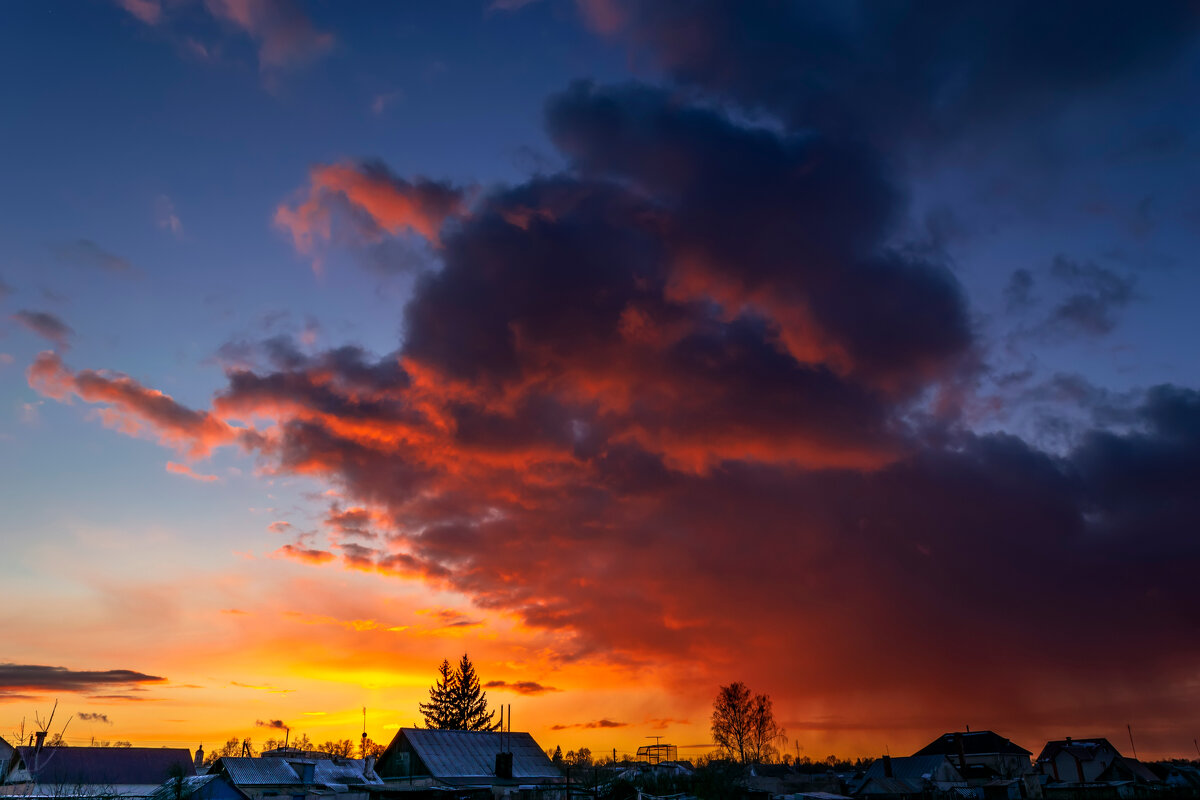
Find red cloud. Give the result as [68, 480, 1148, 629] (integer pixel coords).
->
[27, 352, 238, 458]
[274, 543, 335, 565]
[166, 461, 219, 482]
[275, 161, 468, 265]
[204, 0, 333, 69]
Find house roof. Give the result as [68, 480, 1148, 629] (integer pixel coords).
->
[863, 755, 961, 783]
[913, 732, 1032, 758]
[398, 729, 561, 780]
[212, 757, 302, 785]
[147, 773, 250, 800]
[313, 759, 384, 786]
[858, 776, 924, 795]
[1035, 739, 1116, 763]
[212, 756, 383, 788]
[14, 746, 196, 786]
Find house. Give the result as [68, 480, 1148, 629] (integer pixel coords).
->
[148, 773, 249, 800]
[914, 732, 1033, 779]
[1034, 739, 1122, 785]
[0, 739, 14, 783]
[855, 754, 967, 793]
[1, 745, 196, 798]
[854, 776, 925, 799]
[207, 756, 382, 800]
[375, 729, 562, 791]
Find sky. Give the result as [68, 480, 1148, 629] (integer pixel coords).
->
[2, 0, 1200, 762]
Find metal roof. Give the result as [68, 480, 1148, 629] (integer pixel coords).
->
[15, 746, 195, 786]
[214, 757, 300, 785]
[401, 729, 561, 780]
[313, 759, 383, 786]
[863, 755, 961, 782]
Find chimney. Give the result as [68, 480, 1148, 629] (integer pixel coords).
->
[1066, 737, 1072, 746]
[195, 745, 205, 769]
[882, 755, 893, 778]
[34, 731, 47, 755]
[495, 752, 513, 780]
[955, 732, 968, 772]
[363, 756, 376, 777]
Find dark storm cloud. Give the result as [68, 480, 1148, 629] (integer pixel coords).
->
[0, 664, 165, 693]
[596, 0, 1200, 144]
[29, 0, 1200, 748]
[12, 310, 74, 349]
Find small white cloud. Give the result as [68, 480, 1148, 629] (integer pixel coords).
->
[156, 195, 183, 237]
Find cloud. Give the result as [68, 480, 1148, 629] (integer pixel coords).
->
[115, 0, 161, 25]
[156, 195, 183, 236]
[166, 461, 219, 482]
[266, 520, 293, 534]
[204, 0, 334, 71]
[27, 352, 239, 458]
[26, 3, 1200, 752]
[275, 161, 468, 270]
[1042, 256, 1136, 338]
[274, 543, 335, 565]
[0, 276, 12, 299]
[550, 719, 628, 730]
[0, 663, 165, 693]
[114, 0, 331, 75]
[51, 239, 134, 274]
[483, 680, 560, 695]
[78, 712, 113, 724]
[585, 0, 1200, 149]
[12, 310, 74, 349]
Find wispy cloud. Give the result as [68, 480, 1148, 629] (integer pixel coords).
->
[483, 680, 560, 696]
[166, 461, 219, 482]
[12, 310, 74, 349]
[51, 239, 135, 274]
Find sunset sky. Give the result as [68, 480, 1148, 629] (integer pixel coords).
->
[3, 0, 1200, 762]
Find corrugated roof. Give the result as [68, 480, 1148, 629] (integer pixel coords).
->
[214, 757, 299, 785]
[15, 746, 195, 786]
[859, 776, 924, 795]
[401, 729, 561, 780]
[863, 755, 961, 782]
[313, 759, 383, 786]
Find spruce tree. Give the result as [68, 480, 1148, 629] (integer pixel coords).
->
[450, 653, 496, 731]
[418, 659, 457, 729]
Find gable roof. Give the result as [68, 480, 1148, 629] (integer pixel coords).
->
[147, 773, 250, 800]
[863, 755, 962, 783]
[211, 756, 383, 788]
[14, 746, 195, 786]
[396, 729, 561, 781]
[1035, 739, 1117, 763]
[913, 732, 1032, 758]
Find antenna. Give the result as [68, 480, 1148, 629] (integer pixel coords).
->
[1193, 738, 1199, 759]
[1127, 724, 1138, 761]
[361, 707, 367, 757]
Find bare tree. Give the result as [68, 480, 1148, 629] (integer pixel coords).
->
[710, 682, 781, 764]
